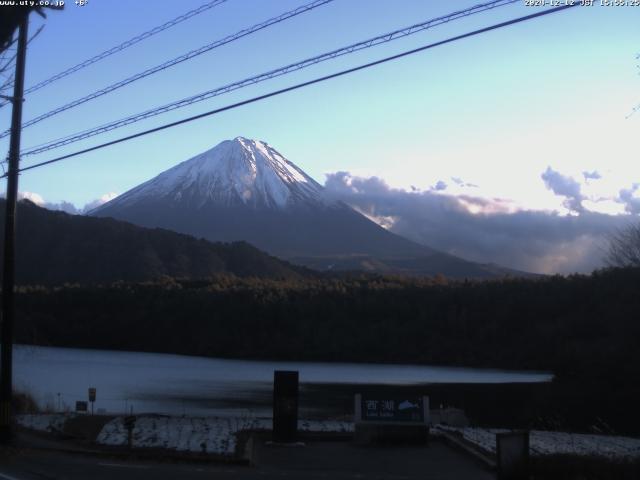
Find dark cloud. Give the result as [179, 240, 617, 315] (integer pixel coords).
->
[324, 172, 631, 274]
[541, 167, 584, 213]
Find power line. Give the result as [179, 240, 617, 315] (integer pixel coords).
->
[0, 0, 335, 138]
[0, 72, 15, 94]
[19, 0, 519, 157]
[9, 0, 229, 101]
[6, 3, 578, 179]
[0, 25, 44, 98]
[0, 26, 43, 75]
[0, 50, 18, 78]
[0, 77, 15, 98]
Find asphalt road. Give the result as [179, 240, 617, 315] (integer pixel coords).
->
[252, 439, 495, 480]
[0, 438, 494, 480]
[1, 449, 252, 480]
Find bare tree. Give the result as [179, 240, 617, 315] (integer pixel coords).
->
[606, 222, 640, 267]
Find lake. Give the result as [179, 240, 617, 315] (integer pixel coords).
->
[14, 344, 552, 417]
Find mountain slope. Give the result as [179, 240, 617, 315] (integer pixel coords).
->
[92, 137, 435, 259]
[291, 253, 533, 279]
[92, 136, 529, 278]
[0, 199, 308, 284]
[106, 136, 327, 210]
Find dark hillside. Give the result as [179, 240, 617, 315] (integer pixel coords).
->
[0, 200, 309, 284]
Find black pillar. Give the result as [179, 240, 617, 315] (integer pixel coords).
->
[0, 13, 29, 444]
[273, 370, 298, 443]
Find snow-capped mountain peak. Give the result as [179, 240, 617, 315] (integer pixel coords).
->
[90, 137, 516, 278]
[105, 137, 327, 210]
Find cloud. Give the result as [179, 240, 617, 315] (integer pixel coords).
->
[14, 192, 119, 215]
[583, 170, 602, 180]
[618, 183, 640, 214]
[18, 191, 45, 205]
[450, 177, 478, 188]
[82, 192, 118, 213]
[541, 167, 584, 213]
[432, 180, 447, 191]
[324, 171, 630, 274]
[43, 201, 82, 215]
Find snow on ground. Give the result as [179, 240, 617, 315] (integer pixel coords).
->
[438, 426, 640, 460]
[21, 413, 638, 460]
[16, 413, 68, 434]
[96, 415, 354, 456]
[97, 415, 263, 455]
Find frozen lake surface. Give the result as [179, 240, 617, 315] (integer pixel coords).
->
[14, 344, 552, 417]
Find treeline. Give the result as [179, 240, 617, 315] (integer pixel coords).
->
[15, 268, 640, 433]
[15, 268, 640, 377]
[0, 200, 310, 284]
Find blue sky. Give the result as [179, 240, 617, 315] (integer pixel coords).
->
[1, 0, 639, 273]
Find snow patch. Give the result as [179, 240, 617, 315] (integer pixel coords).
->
[16, 413, 68, 434]
[96, 414, 353, 456]
[23, 413, 635, 460]
[98, 137, 328, 211]
[438, 426, 640, 460]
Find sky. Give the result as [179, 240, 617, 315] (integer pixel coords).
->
[0, 0, 638, 274]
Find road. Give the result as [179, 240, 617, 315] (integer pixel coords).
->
[1, 449, 252, 480]
[1, 438, 495, 479]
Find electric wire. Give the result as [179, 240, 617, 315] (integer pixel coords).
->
[19, 0, 519, 156]
[12, 0, 229, 100]
[4, 3, 578, 180]
[1, 25, 43, 74]
[0, 0, 335, 138]
[0, 25, 45, 97]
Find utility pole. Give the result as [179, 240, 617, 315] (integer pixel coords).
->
[0, 13, 29, 444]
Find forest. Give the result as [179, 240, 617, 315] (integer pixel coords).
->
[13, 267, 640, 433]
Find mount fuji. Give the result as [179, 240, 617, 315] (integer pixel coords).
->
[92, 137, 523, 278]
